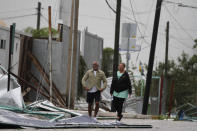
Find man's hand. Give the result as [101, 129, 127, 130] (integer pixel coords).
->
[128, 94, 131, 98]
[84, 87, 90, 91]
[99, 88, 105, 92]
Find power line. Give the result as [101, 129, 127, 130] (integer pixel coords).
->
[128, 0, 153, 62]
[164, 0, 197, 9]
[164, 5, 195, 42]
[170, 36, 196, 53]
[0, 8, 36, 14]
[105, 0, 116, 14]
[41, 13, 57, 28]
[164, 0, 182, 5]
[129, 0, 150, 45]
[0, 13, 36, 20]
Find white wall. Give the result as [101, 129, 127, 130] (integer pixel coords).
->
[0, 26, 21, 75]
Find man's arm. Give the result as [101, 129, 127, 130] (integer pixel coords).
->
[99, 72, 107, 92]
[82, 71, 89, 90]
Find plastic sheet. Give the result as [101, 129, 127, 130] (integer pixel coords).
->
[0, 66, 24, 108]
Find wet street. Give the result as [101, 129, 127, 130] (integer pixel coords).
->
[3, 118, 197, 131]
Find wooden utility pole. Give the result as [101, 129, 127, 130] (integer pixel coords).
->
[112, 0, 122, 78]
[37, 2, 41, 30]
[165, 21, 169, 77]
[7, 23, 15, 91]
[66, 0, 75, 108]
[162, 21, 169, 114]
[168, 80, 175, 117]
[70, 0, 79, 109]
[159, 76, 164, 114]
[48, 6, 53, 102]
[142, 0, 163, 114]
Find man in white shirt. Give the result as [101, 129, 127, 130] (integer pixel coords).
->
[82, 61, 107, 118]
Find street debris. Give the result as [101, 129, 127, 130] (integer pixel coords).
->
[0, 65, 152, 129]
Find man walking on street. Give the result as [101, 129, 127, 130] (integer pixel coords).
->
[82, 61, 107, 118]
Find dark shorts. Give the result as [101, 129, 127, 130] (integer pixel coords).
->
[86, 91, 101, 104]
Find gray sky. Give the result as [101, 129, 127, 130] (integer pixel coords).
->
[0, 0, 197, 73]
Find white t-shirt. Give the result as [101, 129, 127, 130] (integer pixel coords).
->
[88, 71, 98, 93]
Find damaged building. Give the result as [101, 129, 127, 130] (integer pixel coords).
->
[0, 24, 104, 108]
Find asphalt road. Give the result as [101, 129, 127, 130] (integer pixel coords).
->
[3, 118, 197, 131]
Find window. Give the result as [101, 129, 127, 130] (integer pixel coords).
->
[0, 40, 6, 49]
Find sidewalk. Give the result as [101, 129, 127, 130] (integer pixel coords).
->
[4, 118, 197, 131]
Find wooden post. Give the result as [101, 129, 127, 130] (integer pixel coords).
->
[112, 0, 122, 78]
[159, 76, 164, 115]
[142, 0, 163, 114]
[168, 80, 175, 117]
[66, 0, 75, 108]
[28, 72, 50, 95]
[27, 52, 66, 106]
[10, 72, 49, 99]
[70, 0, 79, 109]
[48, 6, 53, 102]
[18, 36, 33, 91]
[10, 72, 64, 107]
[37, 2, 41, 30]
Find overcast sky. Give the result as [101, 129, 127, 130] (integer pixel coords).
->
[0, 0, 197, 72]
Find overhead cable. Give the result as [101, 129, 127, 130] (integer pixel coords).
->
[0, 8, 36, 14]
[0, 13, 36, 20]
[105, 0, 116, 14]
[164, 5, 195, 41]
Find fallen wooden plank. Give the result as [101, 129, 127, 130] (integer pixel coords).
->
[27, 51, 66, 106]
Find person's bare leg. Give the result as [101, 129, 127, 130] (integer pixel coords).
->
[88, 103, 92, 117]
[94, 102, 99, 117]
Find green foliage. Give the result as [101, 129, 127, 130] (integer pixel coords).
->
[77, 55, 87, 98]
[102, 47, 122, 77]
[133, 80, 145, 96]
[102, 47, 114, 77]
[24, 27, 34, 34]
[152, 40, 197, 110]
[24, 27, 59, 38]
[193, 39, 197, 48]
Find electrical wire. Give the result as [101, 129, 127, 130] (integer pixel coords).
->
[128, 0, 152, 62]
[164, 5, 195, 43]
[129, 0, 151, 46]
[0, 13, 37, 20]
[164, 0, 197, 9]
[170, 36, 196, 53]
[105, 0, 116, 14]
[0, 8, 36, 14]
[41, 13, 58, 28]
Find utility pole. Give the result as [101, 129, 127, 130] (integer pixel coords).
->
[66, 0, 75, 108]
[7, 23, 16, 91]
[70, 0, 79, 109]
[112, 0, 121, 78]
[162, 21, 169, 114]
[37, 2, 41, 30]
[48, 6, 53, 102]
[142, 0, 163, 114]
[165, 21, 169, 79]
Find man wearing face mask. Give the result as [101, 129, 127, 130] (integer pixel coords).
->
[82, 61, 107, 119]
